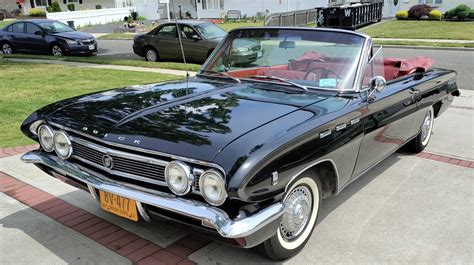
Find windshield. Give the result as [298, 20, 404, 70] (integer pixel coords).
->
[202, 28, 366, 91]
[194, 23, 227, 39]
[38, 21, 74, 34]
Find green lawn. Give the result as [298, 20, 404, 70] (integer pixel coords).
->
[374, 39, 474, 48]
[99, 21, 264, 40]
[1, 54, 202, 72]
[360, 20, 474, 40]
[0, 19, 16, 29]
[0, 60, 180, 147]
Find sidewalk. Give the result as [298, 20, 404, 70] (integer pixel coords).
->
[3, 58, 195, 77]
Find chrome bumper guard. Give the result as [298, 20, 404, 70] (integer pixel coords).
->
[21, 151, 284, 239]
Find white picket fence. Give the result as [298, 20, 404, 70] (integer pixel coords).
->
[46, 7, 135, 28]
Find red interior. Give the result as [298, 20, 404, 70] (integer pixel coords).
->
[227, 52, 434, 86]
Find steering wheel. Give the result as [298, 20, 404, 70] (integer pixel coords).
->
[304, 67, 341, 81]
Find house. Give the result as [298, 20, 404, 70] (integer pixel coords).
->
[383, 0, 470, 17]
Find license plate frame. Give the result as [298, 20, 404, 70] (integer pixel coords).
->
[88, 44, 95, 50]
[99, 190, 138, 221]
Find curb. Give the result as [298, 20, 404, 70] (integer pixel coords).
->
[373, 44, 474, 52]
[0, 171, 209, 265]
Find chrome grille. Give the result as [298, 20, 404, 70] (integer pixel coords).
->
[80, 39, 95, 45]
[69, 137, 202, 191]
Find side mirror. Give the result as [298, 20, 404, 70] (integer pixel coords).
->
[191, 34, 201, 40]
[34, 30, 44, 36]
[368, 76, 386, 98]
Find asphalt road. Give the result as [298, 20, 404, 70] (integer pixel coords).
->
[97, 39, 474, 90]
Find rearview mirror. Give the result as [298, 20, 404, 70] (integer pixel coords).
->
[368, 76, 386, 98]
[279, 40, 295, 49]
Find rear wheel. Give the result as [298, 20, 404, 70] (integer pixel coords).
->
[260, 172, 321, 261]
[406, 106, 434, 153]
[51, 44, 64, 56]
[145, 47, 158, 62]
[2, 42, 13, 55]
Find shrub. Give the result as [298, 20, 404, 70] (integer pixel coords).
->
[395, 10, 408, 20]
[130, 11, 138, 20]
[445, 8, 456, 19]
[95, 4, 102, 9]
[137, 15, 146, 20]
[67, 3, 75, 11]
[408, 4, 432, 20]
[470, 10, 474, 19]
[29, 8, 46, 17]
[50, 1, 62, 12]
[458, 10, 470, 20]
[428, 10, 442, 20]
[455, 4, 470, 13]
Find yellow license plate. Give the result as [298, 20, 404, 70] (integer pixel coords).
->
[99, 190, 138, 221]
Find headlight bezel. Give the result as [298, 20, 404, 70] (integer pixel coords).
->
[53, 130, 73, 159]
[199, 169, 227, 206]
[38, 124, 55, 152]
[165, 160, 193, 196]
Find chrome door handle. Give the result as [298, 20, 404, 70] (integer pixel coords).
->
[409, 88, 420, 94]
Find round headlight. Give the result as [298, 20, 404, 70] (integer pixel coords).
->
[38, 125, 54, 152]
[53, 130, 72, 159]
[199, 169, 227, 206]
[165, 161, 192, 195]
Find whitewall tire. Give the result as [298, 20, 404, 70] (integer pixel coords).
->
[261, 172, 321, 261]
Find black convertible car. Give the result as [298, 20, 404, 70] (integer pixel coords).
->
[21, 27, 459, 260]
[0, 19, 97, 56]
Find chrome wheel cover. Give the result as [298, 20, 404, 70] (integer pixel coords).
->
[52, 46, 62, 56]
[280, 185, 312, 241]
[421, 109, 432, 145]
[2, 43, 12, 54]
[146, 49, 157, 61]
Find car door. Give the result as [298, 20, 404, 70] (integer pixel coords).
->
[153, 24, 179, 59]
[352, 47, 419, 177]
[9, 22, 27, 51]
[179, 25, 208, 62]
[25, 22, 48, 53]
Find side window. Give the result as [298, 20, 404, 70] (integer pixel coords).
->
[180, 26, 197, 39]
[6, 25, 13, 32]
[157, 25, 176, 38]
[11, 23, 25, 33]
[363, 46, 385, 87]
[26, 23, 42, 34]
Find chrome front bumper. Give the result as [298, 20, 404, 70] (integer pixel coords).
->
[21, 151, 284, 240]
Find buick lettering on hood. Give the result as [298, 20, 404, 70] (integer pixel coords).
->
[21, 27, 459, 260]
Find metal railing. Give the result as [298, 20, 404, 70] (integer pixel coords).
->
[264, 8, 319, 27]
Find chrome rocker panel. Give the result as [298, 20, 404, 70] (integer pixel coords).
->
[21, 150, 284, 242]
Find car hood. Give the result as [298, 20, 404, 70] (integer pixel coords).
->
[52, 31, 94, 40]
[43, 78, 336, 162]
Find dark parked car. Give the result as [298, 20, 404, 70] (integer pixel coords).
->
[0, 19, 97, 56]
[133, 20, 262, 64]
[21, 28, 459, 260]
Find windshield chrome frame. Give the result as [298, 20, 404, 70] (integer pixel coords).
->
[200, 27, 371, 93]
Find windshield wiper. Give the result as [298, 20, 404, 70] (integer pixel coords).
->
[246, 75, 308, 92]
[199, 70, 241, 83]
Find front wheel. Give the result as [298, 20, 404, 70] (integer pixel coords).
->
[260, 172, 321, 261]
[51, 44, 64, 56]
[406, 106, 434, 153]
[145, 47, 158, 62]
[2, 42, 13, 55]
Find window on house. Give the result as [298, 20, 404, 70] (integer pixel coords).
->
[201, 0, 223, 10]
[68, 0, 78, 2]
[435, 0, 442, 4]
[35, 0, 47, 6]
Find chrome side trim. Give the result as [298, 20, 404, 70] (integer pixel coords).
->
[335, 123, 347, 131]
[350, 117, 360, 125]
[285, 159, 340, 192]
[22, 151, 284, 239]
[319, 129, 332, 138]
[136, 201, 152, 222]
[49, 121, 226, 175]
